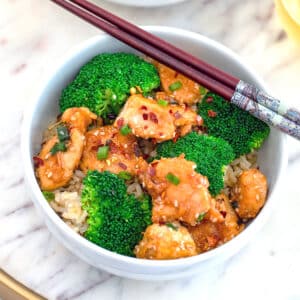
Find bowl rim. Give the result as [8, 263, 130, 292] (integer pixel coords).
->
[21, 25, 288, 270]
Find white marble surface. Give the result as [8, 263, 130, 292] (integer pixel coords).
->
[1, 0, 300, 299]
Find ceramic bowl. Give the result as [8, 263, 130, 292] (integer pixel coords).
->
[22, 26, 287, 280]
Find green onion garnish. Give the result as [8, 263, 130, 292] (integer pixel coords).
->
[169, 81, 182, 92]
[157, 99, 168, 107]
[199, 86, 207, 96]
[97, 146, 109, 160]
[57, 124, 69, 142]
[166, 223, 178, 231]
[166, 172, 180, 185]
[118, 171, 132, 180]
[50, 142, 67, 155]
[120, 124, 132, 136]
[42, 191, 55, 202]
[197, 212, 206, 222]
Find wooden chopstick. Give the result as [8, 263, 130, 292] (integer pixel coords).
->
[51, 0, 300, 140]
[51, 0, 234, 100]
[70, 0, 240, 90]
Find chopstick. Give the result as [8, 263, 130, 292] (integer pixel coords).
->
[71, 0, 240, 90]
[51, 0, 300, 140]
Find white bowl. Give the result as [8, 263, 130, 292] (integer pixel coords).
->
[102, 0, 187, 7]
[22, 26, 287, 280]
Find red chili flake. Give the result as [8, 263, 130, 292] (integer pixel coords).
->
[220, 211, 227, 218]
[173, 132, 180, 142]
[149, 112, 158, 123]
[111, 132, 118, 138]
[159, 220, 166, 226]
[142, 113, 148, 120]
[173, 111, 182, 119]
[183, 103, 188, 111]
[144, 125, 148, 130]
[33, 156, 44, 168]
[159, 132, 164, 136]
[143, 154, 149, 160]
[169, 109, 173, 114]
[174, 72, 179, 78]
[208, 110, 217, 117]
[206, 97, 213, 103]
[141, 105, 148, 110]
[151, 161, 158, 168]
[118, 162, 127, 170]
[151, 138, 157, 145]
[116, 118, 124, 128]
[109, 141, 118, 154]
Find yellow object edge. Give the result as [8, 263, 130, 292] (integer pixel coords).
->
[0, 270, 45, 300]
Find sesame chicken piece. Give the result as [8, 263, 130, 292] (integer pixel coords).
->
[36, 108, 97, 190]
[134, 223, 197, 259]
[114, 94, 201, 142]
[80, 125, 145, 175]
[188, 194, 244, 253]
[61, 107, 97, 133]
[231, 169, 267, 219]
[139, 155, 211, 225]
[155, 62, 201, 105]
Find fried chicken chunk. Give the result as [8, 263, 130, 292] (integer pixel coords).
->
[80, 125, 144, 175]
[36, 107, 97, 190]
[139, 155, 211, 225]
[188, 194, 244, 253]
[114, 94, 201, 142]
[231, 169, 267, 219]
[155, 62, 201, 105]
[134, 223, 197, 259]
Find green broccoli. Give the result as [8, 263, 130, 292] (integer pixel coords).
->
[198, 92, 270, 158]
[60, 53, 160, 118]
[156, 132, 235, 196]
[81, 170, 152, 257]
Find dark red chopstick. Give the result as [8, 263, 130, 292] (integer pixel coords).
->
[70, 0, 239, 90]
[51, 0, 234, 100]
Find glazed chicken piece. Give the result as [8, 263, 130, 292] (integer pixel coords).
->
[80, 125, 145, 175]
[134, 223, 197, 259]
[139, 155, 211, 225]
[231, 169, 267, 219]
[155, 62, 201, 105]
[188, 194, 244, 253]
[114, 94, 201, 143]
[36, 107, 97, 190]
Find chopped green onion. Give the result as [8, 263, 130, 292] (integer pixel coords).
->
[57, 124, 69, 142]
[199, 86, 207, 96]
[50, 142, 67, 155]
[197, 212, 206, 222]
[169, 81, 182, 92]
[118, 171, 132, 180]
[166, 222, 178, 231]
[42, 191, 55, 202]
[120, 124, 132, 136]
[166, 172, 180, 185]
[157, 99, 168, 107]
[97, 145, 109, 160]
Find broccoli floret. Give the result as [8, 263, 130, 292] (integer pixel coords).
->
[81, 170, 152, 257]
[60, 53, 160, 118]
[198, 92, 270, 158]
[156, 132, 235, 196]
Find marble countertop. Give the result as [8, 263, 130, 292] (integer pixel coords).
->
[1, 0, 300, 299]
